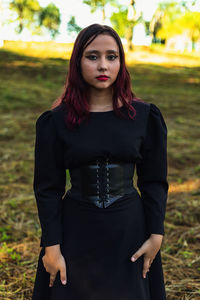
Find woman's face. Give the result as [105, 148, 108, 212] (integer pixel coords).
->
[80, 34, 120, 91]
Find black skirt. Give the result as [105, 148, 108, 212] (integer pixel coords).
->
[32, 190, 166, 300]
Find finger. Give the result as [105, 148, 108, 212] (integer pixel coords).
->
[143, 257, 151, 279]
[60, 264, 67, 285]
[42, 256, 47, 270]
[149, 258, 154, 265]
[131, 247, 144, 262]
[49, 272, 57, 287]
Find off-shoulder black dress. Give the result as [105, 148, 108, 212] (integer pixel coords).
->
[32, 100, 168, 300]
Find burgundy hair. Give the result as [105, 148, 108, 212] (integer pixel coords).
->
[52, 23, 143, 129]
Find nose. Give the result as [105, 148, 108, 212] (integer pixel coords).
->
[97, 56, 107, 71]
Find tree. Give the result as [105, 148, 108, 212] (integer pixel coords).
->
[152, 1, 200, 49]
[9, 0, 41, 34]
[110, 7, 128, 38]
[176, 11, 200, 49]
[67, 16, 82, 35]
[150, 1, 185, 42]
[110, 1, 142, 51]
[126, 0, 142, 50]
[149, 8, 163, 43]
[83, 0, 118, 23]
[39, 3, 61, 38]
[9, 0, 61, 38]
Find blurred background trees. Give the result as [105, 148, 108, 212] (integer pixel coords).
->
[149, 1, 185, 44]
[1, 0, 200, 51]
[110, 1, 142, 50]
[83, 0, 118, 23]
[175, 11, 200, 50]
[38, 3, 61, 38]
[67, 16, 82, 36]
[151, 1, 200, 50]
[81, 0, 200, 52]
[9, 0, 61, 38]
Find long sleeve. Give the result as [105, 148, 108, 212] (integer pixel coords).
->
[136, 103, 169, 236]
[33, 110, 66, 247]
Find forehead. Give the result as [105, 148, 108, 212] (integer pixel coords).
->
[83, 34, 119, 52]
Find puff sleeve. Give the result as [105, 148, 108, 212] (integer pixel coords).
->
[33, 110, 66, 247]
[136, 103, 169, 236]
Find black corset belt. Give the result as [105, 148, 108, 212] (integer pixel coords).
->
[67, 158, 136, 208]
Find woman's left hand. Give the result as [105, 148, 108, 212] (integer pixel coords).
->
[130, 234, 163, 279]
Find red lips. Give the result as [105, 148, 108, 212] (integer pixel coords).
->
[96, 75, 109, 81]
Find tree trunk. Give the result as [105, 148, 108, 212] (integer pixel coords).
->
[102, 6, 105, 23]
[192, 38, 195, 51]
[126, 25, 134, 51]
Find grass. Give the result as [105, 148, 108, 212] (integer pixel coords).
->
[0, 40, 200, 300]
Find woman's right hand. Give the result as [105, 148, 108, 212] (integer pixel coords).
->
[42, 244, 67, 287]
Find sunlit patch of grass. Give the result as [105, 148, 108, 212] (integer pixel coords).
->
[169, 179, 200, 193]
[125, 47, 200, 67]
[2, 40, 74, 59]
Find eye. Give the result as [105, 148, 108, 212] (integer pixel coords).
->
[86, 55, 97, 60]
[107, 55, 118, 61]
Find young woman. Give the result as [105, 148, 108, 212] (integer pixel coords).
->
[32, 23, 168, 300]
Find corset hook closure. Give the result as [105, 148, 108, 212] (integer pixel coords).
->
[96, 157, 110, 208]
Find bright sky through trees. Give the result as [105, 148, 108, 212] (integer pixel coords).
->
[1, 0, 200, 42]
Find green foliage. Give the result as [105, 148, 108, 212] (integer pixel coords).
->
[9, 0, 41, 34]
[83, 0, 116, 11]
[67, 16, 82, 34]
[83, 0, 118, 21]
[9, 0, 61, 38]
[110, 6, 128, 38]
[177, 11, 200, 43]
[180, 250, 194, 259]
[39, 3, 61, 38]
[0, 242, 21, 263]
[152, 1, 185, 40]
[83, 0, 106, 12]
[110, 3, 142, 50]
[152, 1, 200, 43]
[0, 226, 12, 242]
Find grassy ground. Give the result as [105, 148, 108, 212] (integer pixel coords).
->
[0, 41, 200, 300]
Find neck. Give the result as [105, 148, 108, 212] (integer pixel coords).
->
[88, 87, 113, 108]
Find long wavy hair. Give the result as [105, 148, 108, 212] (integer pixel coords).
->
[52, 23, 143, 129]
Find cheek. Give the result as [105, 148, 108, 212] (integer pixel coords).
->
[81, 63, 95, 80]
[82, 61, 94, 73]
[112, 62, 120, 77]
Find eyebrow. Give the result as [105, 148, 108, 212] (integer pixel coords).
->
[84, 50, 119, 54]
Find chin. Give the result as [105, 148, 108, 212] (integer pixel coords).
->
[94, 82, 113, 89]
[94, 85, 112, 91]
